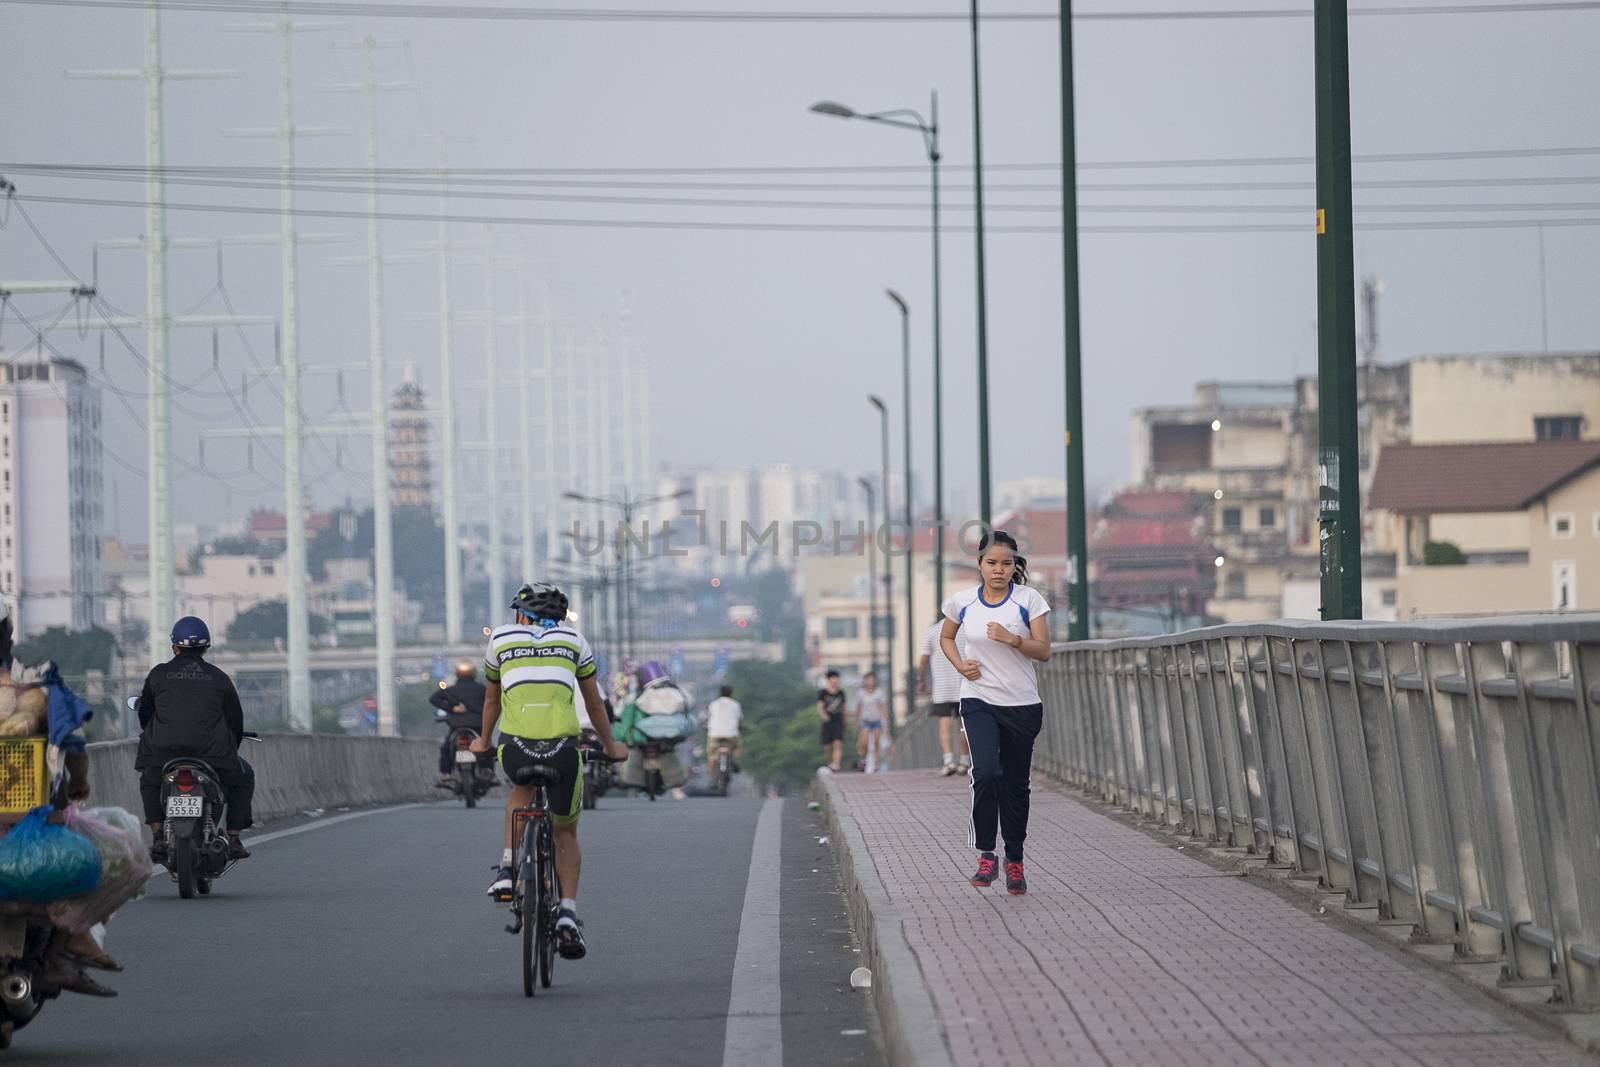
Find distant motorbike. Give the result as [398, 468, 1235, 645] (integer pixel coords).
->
[710, 741, 737, 798]
[578, 729, 614, 810]
[437, 709, 495, 808]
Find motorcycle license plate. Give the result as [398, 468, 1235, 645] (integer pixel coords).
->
[0, 916, 25, 958]
[166, 795, 205, 818]
[643, 757, 661, 771]
[454, 749, 478, 765]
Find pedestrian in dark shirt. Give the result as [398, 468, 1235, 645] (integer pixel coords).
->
[816, 669, 847, 774]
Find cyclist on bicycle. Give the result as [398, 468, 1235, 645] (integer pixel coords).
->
[470, 582, 627, 960]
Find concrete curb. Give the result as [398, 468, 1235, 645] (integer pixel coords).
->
[816, 774, 954, 1067]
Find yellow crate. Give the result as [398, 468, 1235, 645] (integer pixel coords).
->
[0, 739, 47, 814]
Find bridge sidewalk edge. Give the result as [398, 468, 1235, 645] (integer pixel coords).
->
[817, 775, 955, 1067]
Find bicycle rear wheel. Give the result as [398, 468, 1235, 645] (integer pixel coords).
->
[538, 820, 557, 988]
[520, 822, 537, 998]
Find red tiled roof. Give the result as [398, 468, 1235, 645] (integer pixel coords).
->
[1369, 440, 1600, 514]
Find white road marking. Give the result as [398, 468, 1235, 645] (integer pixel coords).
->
[247, 803, 429, 846]
[723, 797, 784, 1067]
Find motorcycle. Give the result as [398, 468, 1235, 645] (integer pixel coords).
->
[578, 730, 614, 810]
[0, 903, 59, 1048]
[639, 741, 666, 802]
[129, 695, 260, 899]
[437, 709, 496, 808]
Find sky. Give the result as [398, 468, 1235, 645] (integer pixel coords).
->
[3, 0, 1599, 539]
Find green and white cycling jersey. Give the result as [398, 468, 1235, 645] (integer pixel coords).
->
[483, 621, 597, 740]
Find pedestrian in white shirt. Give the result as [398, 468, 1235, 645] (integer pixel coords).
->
[919, 616, 970, 776]
[940, 531, 1052, 896]
[852, 672, 889, 773]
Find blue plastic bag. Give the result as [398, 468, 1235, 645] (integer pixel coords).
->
[0, 805, 102, 901]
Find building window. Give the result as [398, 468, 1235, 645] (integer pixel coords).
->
[1535, 415, 1583, 441]
[261, 563, 276, 577]
[247, 565, 256, 577]
[1593, 512, 1600, 537]
[824, 616, 858, 640]
[1224, 571, 1246, 598]
[1381, 589, 1398, 607]
[1553, 513, 1575, 539]
[1222, 507, 1242, 532]
[1258, 506, 1277, 528]
[871, 614, 895, 640]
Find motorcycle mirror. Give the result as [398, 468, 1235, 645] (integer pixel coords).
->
[125, 696, 139, 713]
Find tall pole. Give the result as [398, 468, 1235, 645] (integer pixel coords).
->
[1314, 0, 1363, 620]
[889, 292, 915, 724]
[515, 260, 536, 582]
[437, 147, 463, 643]
[360, 39, 396, 735]
[275, 2, 312, 730]
[482, 231, 505, 621]
[1060, 1, 1090, 641]
[144, 1, 173, 668]
[929, 90, 946, 614]
[870, 397, 894, 724]
[970, 0, 993, 527]
[860, 477, 877, 688]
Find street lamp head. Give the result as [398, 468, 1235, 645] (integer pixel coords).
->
[857, 476, 872, 492]
[868, 394, 887, 413]
[561, 491, 588, 503]
[809, 100, 856, 119]
[885, 288, 908, 314]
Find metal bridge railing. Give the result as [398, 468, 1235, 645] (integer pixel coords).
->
[1024, 614, 1600, 1008]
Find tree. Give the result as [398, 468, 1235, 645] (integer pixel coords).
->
[1422, 540, 1466, 566]
[12, 626, 118, 676]
[226, 600, 331, 643]
[721, 659, 826, 792]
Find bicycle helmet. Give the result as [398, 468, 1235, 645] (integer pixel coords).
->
[509, 582, 568, 623]
[170, 616, 212, 650]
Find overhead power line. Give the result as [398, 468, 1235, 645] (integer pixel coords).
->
[3, 0, 1597, 22]
[20, 189, 1600, 235]
[9, 143, 1600, 178]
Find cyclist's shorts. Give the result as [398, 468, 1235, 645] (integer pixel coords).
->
[498, 735, 583, 825]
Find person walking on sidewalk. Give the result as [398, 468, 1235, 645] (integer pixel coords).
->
[817, 670, 847, 773]
[919, 615, 970, 777]
[940, 531, 1052, 895]
[852, 671, 888, 773]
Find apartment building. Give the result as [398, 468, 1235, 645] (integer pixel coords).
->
[0, 357, 104, 635]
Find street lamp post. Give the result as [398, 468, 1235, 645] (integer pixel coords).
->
[857, 475, 878, 696]
[868, 395, 893, 725]
[562, 487, 691, 664]
[970, 0, 993, 526]
[810, 95, 946, 611]
[886, 290, 916, 722]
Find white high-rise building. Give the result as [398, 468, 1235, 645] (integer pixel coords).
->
[0, 357, 105, 635]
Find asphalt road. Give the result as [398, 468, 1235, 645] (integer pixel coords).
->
[14, 787, 881, 1065]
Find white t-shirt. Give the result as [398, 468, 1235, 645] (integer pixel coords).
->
[705, 696, 742, 737]
[941, 583, 1051, 706]
[920, 622, 966, 705]
[854, 686, 888, 726]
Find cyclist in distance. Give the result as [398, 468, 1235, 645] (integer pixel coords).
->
[471, 582, 627, 960]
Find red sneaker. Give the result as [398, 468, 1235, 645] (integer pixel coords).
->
[1005, 861, 1027, 895]
[970, 853, 999, 888]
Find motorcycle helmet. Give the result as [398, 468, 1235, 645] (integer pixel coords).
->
[510, 582, 568, 623]
[171, 616, 212, 650]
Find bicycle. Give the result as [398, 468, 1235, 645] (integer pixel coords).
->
[501, 751, 621, 997]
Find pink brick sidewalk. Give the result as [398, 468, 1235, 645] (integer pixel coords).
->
[831, 771, 1594, 1067]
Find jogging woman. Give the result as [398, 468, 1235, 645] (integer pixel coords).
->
[939, 531, 1052, 895]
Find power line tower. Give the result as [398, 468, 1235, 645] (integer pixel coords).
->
[220, 3, 348, 730]
[323, 35, 416, 738]
[65, 0, 238, 669]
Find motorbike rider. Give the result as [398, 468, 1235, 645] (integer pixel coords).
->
[704, 684, 743, 779]
[430, 659, 489, 785]
[135, 617, 255, 862]
[472, 582, 627, 960]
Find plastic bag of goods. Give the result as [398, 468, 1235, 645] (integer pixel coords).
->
[48, 805, 154, 933]
[635, 684, 687, 717]
[0, 805, 102, 901]
[633, 711, 696, 742]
